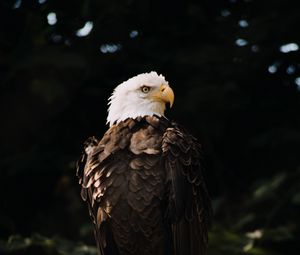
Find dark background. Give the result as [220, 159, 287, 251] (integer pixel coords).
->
[1, 0, 300, 254]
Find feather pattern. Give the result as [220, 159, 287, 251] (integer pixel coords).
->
[162, 125, 212, 255]
[76, 116, 212, 255]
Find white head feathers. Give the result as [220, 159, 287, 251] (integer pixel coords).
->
[106, 71, 174, 126]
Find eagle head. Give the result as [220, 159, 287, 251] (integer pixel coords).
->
[107, 71, 174, 126]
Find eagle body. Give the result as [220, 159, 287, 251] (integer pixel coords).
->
[77, 72, 212, 255]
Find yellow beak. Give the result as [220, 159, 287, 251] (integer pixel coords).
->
[153, 84, 175, 107]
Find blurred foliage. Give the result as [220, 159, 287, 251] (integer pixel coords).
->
[0, 234, 97, 255]
[1, 0, 300, 254]
[208, 169, 300, 255]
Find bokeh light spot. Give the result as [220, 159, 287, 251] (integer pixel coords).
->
[129, 30, 138, 38]
[76, 21, 93, 37]
[13, 0, 22, 9]
[235, 38, 248, 47]
[221, 9, 231, 17]
[286, 65, 296, 74]
[268, 62, 280, 74]
[251, 45, 259, 52]
[100, 44, 122, 54]
[279, 43, 299, 53]
[238, 20, 249, 28]
[295, 77, 300, 91]
[47, 12, 57, 25]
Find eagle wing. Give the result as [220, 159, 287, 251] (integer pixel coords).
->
[76, 117, 166, 255]
[76, 136, 110, 255]
[162, 125, 212, 255]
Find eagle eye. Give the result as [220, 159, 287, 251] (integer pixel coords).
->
[141, 86, 150, 93]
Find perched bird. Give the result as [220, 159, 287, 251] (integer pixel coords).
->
[77, 72, 212, 255]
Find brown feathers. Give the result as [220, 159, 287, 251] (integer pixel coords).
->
[76, 116, 212, 255]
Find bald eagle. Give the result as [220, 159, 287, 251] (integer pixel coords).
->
[77, 72, 212, 255]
